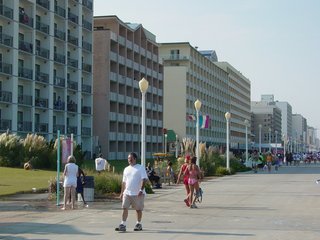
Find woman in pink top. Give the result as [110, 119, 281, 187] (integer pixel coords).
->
[176, 155, 190, 206]
[187, 156, 200, 208]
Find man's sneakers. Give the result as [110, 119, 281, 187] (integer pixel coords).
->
[115, 223, 142, 232]
[115, 224, 126, 232]
[133, 223, 143, 231]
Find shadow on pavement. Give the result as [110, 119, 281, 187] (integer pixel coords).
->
[145, 229, 254, 236]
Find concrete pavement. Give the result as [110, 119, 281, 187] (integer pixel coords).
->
[1, 165, 320, 240]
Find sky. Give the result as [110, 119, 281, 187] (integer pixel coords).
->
[94, 0, 320, 132]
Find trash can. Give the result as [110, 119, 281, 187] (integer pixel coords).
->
[83, 176, 94, 202]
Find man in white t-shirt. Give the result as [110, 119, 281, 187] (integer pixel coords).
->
[115, 152, 148, 232]
[95, 153, 107, 174]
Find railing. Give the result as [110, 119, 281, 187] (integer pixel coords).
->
[0, 5, 13, 19]
[53, 124, 65, 133]
[67, 80, 78, 90]
[67, 126, 77, 134]
[54, 29, 66, 41]
[19, 13, 33, 28]
[54, 76, 65, 87]
[35, 97, 48, 108]
[18, 94, 32, 106]
[0, 119, 11, 131]
[18, 67, 33, 80]
[82, 63, 92, 72]
[82, 84, 91, 93]
[68, 58, 78, 68]
[54, 5, 66, 18]
[54, 53, 66, 64]
[17, 121, 32, 132]
[36, 21, 49, 34]
[53, 101, 65, 111]
[81, 106, 91, 114]
[35, 123, 48, 133]
[68, 12, 78, 24]
[35, 71, 49, 83]
[82, 0, 93, 10]
[0, 33, 13, 47]
[81, 127, 91, 136]
[36, 0, 50, 10]
[67, 103, 77, 112]
[0, 62, 12, 75]
[19, 40, 33, 53]
[82, 19, 92, 30]
[82, 41, 92, 51]
[68, 34, 78, 46]
[0, 91, 12, 103]
[36, 46, 49, 59]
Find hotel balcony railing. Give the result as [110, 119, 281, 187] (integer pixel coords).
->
[18, 94, 32, 106]
[82, 84, 91, 93]
[35, 71, 49, 84]
[0, 62, 12, 75]
[54, 53, 66, 64]
[68, 12, 78, 24]
[0, 119, 11, 131]
[82, 63, 91, 72]
[81, 106, 91, 114]
[36, 46, 49, 59]
[67, 126, 77, 134]
[35, 97, 48, 108]
[67, 103, 77, 112]
[54, 5, 66, 18]
[82, 41, 92, 52]
[81, 127, 91, 136]
[36, 0, 50, 10]
[82, 0, 93, 10]
[19, 40, 33, 54]
[19, 13, 33, 28]
[0, 33, 13, 47]
[82, 19, 92, 30]
[0, 5, 13, 19]
[53, 101, 65, 111]
[18, 67, 33, 80]
[68, 58, 78, 68]
[0, 91, 12, 103]
[54, 29, 66, 41]
[53, 124, 65, 134]
[36, 21, 49, 34]
[68, 34, 78, 46]
[17, 121, 32, 132]
[67, 80, 78, 90]
[35, 123, 48, 133]
[54, 76, 65, 87]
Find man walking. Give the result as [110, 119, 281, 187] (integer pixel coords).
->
[115, 152, 148, 232]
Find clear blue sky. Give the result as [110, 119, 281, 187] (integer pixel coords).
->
[94, 0, 320, 132]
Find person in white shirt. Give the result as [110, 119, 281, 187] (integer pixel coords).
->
[95, 153, 107, 174]
[115, 152, 148, 232]
[62, 155, 78, 210]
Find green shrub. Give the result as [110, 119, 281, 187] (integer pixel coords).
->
[215, 166, 232, 176]
[94, 172, 122, 195]
[0, 133, 24, 167]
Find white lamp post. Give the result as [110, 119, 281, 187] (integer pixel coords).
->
[275, 130, 278, 155]
[283, 134, 286, 163]
[194, 99, 202, 166]
[139, 77, 149, 166]
[164, 134, 167, 155]
[225, 112, 231, 171]
[175, 134, 179, 158]
[268, 127, 272, 153]
[259, 124, 262, 154]
[244, 119, 249, 163]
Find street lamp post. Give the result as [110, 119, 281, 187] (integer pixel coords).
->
[175, 134, 179, 158]
[259, 124, 262, 154]
[194, 99, 202, 166]
[244, 119, 249, 163]
[268, 127, 272, 153]
[139, 77, 149, 167]
[283, 134, 286, 163]
[275, 130, 278, 155]
[164, 134, 167, 155]
[225, 112, 231, 171]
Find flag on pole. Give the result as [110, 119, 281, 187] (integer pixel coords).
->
[198, 115, 210, 129]
[186, 114, 196, 121]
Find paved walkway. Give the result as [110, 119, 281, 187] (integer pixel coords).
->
[1, 165, 320, 240]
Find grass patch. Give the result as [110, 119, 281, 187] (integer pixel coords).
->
[0, 167, 56, 196]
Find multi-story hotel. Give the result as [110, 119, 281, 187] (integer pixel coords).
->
[215, 62, 251, 150]
[159, 43, 229, 147]
[93, 16, 164, 160]
[0, 0, 93, 155]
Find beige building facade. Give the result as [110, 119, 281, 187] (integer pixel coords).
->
[93, 16, 164, 160]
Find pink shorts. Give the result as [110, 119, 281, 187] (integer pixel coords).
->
[188, 178, 198, 185]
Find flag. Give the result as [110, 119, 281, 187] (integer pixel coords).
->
[198, 115, 210, 129]
[186, 114, 196, 121]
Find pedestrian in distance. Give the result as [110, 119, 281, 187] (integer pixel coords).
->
[176, 155, 191, 207]
[95, 153, 107, 174]
[115, 152, 148, 232]
[76, 167, 88, 207]
[62, 155, 78, 210]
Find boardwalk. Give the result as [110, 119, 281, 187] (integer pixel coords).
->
[1, 165, 320, 240]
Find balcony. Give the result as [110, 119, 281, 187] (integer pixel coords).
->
[0, 91, 12, 103]
[67, 102, 77, 112]
[54, 76, 65, 87]
[82, 19, 92, 31]
[68, 12, 78, 24]
[53, 100, 65, 111]
[81, 106, 91, 115]
[82, 41, 92, 52]
[82, 84, 91, 93]
[68, 58, 78, 68]
[82, 0, 93, 10]
[0, 62, 12, 75]
[54, 29, 66, 41]
[54, 53, 66, 64]
[19, 9, 33, 28]
[36, 46, 49, 59]
[81, 127, 91, 136]
[54, 5, 66, 18]
[19, 40, 33, 54]
[35, 123, 48, 133]
[35, 71, 49, 84]
[35, 97, 48, 108]
[67, 125, 77, 134]
[67, 80, 78, 90]
[68, 34, 78, 46]
[0, 4, 13, 19]
[0, 33, 13, 47]
[18, 67, 33, 80]
[36, 0, 50, 10]
[82, 63, 91, 72]
[17, 121, 32, 132]
[36, 21, 49, 34]
[53, 124, 65, 134]
[18, 94, 32, 106]
[0, 119, 11, 131]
